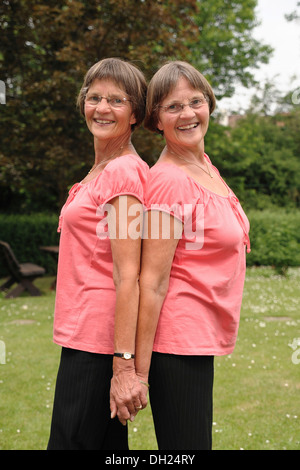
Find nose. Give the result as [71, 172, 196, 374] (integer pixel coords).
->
[179, 103, 196, 117]
[95, 97, 111, 112]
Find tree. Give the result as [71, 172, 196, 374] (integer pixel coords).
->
[188, 0, 273, 98]
[206, 107, 300, 210]
[0, 0, 198, 212]
[285, 1, 300, 23]
[0, 0, 272, 213]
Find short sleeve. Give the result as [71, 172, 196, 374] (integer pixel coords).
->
[145, 164, 201, 223]
[91, 154, 149, 206]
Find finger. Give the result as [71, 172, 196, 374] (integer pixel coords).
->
[124, 398, 139, 417]
[110, 396, 117, 419]
[139, 390, 148, 409]
[117, 408, 130, 426]
[118, 416, 127, 426]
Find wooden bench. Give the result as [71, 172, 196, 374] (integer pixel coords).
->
[0, 241, 45, 298]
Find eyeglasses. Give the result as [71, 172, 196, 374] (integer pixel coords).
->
[85, 95, 131, 108]
[159, 98, 208, 114]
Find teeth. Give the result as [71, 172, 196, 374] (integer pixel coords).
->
[178, 123, 198, 130]
[95, 120, 113, 124]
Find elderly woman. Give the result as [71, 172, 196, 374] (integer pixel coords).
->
[134, 61, 250, 450]
[47, 58, 148, 450]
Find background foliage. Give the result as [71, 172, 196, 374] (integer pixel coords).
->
[1, 0, 273, 212]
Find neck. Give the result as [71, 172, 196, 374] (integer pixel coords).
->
[164, 142, 213, 179]
[165, 142, 205, 164]
[93, 135, 133, 164]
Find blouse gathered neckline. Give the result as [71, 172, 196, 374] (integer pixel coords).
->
[155, 158, 231, 199]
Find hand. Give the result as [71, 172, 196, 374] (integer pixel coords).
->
[110, 363, 148, 425]
[136, 372, 149, 409]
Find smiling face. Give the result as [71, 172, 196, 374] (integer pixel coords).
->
[84, 79, 137, 144]
[157, 77, 210, 153]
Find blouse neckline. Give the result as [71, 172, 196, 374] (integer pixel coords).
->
[155, 160, 231, 199]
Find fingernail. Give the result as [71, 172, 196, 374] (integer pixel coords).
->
[130, 415, 135, 422]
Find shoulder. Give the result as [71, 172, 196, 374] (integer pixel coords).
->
[146, 163, 198, 208]
[148, 162, 190, 187]
[106, 153, 149, 178]
[148, 162, 198, 190]
[95, 154, 149, 205]
[102, 153, 149, 187]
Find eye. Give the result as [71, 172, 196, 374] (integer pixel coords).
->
[166, 103, 181, 112]
[110, 97, 124, 106]
[86, 95, 99, 104]
[190, 98, 206, 107]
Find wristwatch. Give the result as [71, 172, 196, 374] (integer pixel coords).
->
[114, 352, 135, 360]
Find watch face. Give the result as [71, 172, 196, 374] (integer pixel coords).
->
[124, 353, 131, 359]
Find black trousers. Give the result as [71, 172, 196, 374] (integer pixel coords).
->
[47, 348, 128, 450]
[149, 353, 214, 450]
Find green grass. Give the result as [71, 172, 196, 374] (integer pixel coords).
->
[0, 268, 299, 450]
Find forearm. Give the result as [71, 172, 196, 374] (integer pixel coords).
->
[135, 283, 167, 380]
[111, 277, 144, 423]
[113, 277, 139, 366]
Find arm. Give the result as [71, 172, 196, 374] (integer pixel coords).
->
[108, 195, 146, 425]
[135, 210, 182, 393]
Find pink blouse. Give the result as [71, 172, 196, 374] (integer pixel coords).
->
[145, 156, 250, 356]
[53, 154, 149, 354]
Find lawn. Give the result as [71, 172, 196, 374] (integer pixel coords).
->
[0, 267, 299, 450]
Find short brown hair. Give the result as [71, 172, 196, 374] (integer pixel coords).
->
[77, 58, 147, 131]
[144, 61, 216, 134]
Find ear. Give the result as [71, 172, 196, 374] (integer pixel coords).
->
[130, 113, 137, 126]
[157, 118, 163, 132]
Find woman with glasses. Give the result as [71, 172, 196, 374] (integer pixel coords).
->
[47, 58, 148, 450]
[133, 61, 250, 450]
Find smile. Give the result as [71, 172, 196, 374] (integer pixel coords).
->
[177, 123, 199, 130]
[94, 119, 115, 125]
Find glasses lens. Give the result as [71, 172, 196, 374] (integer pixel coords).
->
[86, 96, 99, 106]
[109, 97, 125, 108]
[190, 99, 206, 108]
[166, 103, 181, 113]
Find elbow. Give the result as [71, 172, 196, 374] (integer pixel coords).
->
[139, 272, 170, 300]
[112, 267, 140, 291]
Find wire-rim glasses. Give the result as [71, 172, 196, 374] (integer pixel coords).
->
[158, 97, 208, 114]
[85, 94, 131, 109]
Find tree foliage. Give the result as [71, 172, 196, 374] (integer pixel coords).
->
[0, 0, 275, 213]
[206, 106, 300, 210]
[188, 0, 272, 98]
[1, 0, 199, 211]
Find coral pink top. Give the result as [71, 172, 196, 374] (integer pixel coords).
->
[146, 156, 250, 356]
[53, 154, 149, 354]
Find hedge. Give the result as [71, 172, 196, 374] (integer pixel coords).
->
[246, 209, 300, 274]
[0, 213, 59, 277]
[0, 209, 299, 279]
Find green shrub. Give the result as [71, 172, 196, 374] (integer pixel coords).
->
[0, 213, 59, 277]
[0, 209, 299, 279]
[247, 209, 300, 274]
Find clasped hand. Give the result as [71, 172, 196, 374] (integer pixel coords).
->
[110, 369, 148, 425]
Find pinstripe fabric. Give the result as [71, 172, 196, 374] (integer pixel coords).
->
[47, 348, 128, 450]
[149, 353, 214, 450]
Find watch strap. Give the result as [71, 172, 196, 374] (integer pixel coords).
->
[114, 352, 135, 359]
